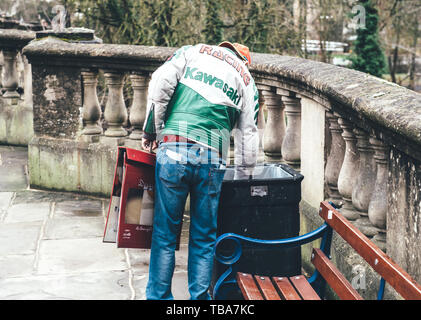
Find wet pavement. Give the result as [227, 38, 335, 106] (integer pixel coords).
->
[0, 145, 190, 300]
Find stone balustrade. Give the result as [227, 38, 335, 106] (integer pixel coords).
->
[20, 36, 173, 196]
[0, 28, 35, 145]
[0, 28, 419, 299]
[249, 53, 421, 299]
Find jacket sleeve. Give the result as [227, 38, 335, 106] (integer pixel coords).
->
[142, 46, 191, 141]
[233, 81, 260, 167]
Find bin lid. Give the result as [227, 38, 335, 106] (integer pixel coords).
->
[122, 147, 156, 167]
[222, 163, 303, 182]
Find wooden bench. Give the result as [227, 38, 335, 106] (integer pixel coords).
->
[213, 201, 421, 300]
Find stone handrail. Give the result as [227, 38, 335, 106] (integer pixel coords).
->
[0, 15, 44, 31]
[1, 33, 419, 298]
[23, 39, 176, 71]
[0, 29, 36, 49]
[251, 53, 421, 159]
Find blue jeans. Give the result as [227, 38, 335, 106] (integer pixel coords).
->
[146, 142, 226, 300]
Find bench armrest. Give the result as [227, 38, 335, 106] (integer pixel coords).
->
[214, 223, 331, 266]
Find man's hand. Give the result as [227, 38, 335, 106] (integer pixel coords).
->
[142, 138, 158, 152]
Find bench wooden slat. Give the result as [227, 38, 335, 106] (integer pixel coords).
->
[289, 275, 321, 300]
[254, 275, 281, 300]
[311, 248, 363, 300]
[236, 273, 264, 300]
[272, 276, 302, 300]
[320, 201, 421, 300]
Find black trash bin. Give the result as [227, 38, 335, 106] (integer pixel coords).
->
[211, 163, 304, 298]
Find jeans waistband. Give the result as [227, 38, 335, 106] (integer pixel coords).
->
[159, 142, 226, 165]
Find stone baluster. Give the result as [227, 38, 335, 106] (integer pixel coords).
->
[368, 137, 388, 250]
[257, 88, 266, 163]
[81, 71, 102, 137]
[228, 135, 235, 165]
[337, 117, 360, 220]
[2, 49, 20, 99]
[129, 73, 149, 140]
[325, 112, 345, 201]
[0, 51, 3, 89]
[280, 91, 301, 169]
[22, 56, 33, 110]
[262, 87, 285, 163]
[352, 128, 379, 237]
[103, 71, 128, 138]
[17, 52, 25, 91]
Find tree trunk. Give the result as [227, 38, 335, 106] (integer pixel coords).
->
[408, 18, 419, 91]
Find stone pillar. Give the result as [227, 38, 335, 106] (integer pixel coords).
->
[228, 135, 235, 165]
[17, 52, 25, 92]
[281, 92, 301, 169]
[129, 73, 149, 140]
[257, 88, 266, 163]
[325, 112, 345, 200]
[368, 137, 388, 250]
[352, 128, 379, 237]
[337, 117, 360, 220]
[23, 56, 33, 110]
[2, 49, 20, 99]
[103, 71, 128, 138]
[300, 96, 326, 208]
[81, 71, 102, 136]
[262, 87, 285, 162]
[386, 150, 421, 282]
[0, 51, 4, 89]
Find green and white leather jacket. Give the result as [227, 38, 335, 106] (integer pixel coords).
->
[142, 43, 259, 166]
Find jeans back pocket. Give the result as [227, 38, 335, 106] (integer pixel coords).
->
[157, 147, 186, 188]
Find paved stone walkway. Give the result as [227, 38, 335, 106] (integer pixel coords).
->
[0, 145, 189, 300]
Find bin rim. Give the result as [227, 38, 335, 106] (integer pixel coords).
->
[222, 163, 304, 184]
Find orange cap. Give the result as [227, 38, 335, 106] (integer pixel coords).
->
[218, 41, 251, 65]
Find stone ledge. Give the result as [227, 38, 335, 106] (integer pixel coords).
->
[0, 99, 33, 146]
[35, 28, 97, 42]
[250, 53, 421, 159]
[23, 38, 177, 72]
[28, 136, 118, 197]
[0, 28, 35, 50]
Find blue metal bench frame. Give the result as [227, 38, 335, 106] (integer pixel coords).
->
[212, 221, 333, 299]
[212, 203, 388, 300]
